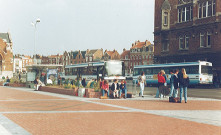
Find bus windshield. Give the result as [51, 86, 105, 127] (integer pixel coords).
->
[105, 61, 122, 76]
[201, 65, 213, 74]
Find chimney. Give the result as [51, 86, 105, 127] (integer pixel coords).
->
[123, 48, 126, 52]
[132, 43, 134, 47]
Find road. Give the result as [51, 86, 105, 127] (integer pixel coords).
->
[126, 82, 221, 99]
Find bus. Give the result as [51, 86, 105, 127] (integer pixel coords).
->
[133, 61, 213, 85]
[64, 61, 125, 84]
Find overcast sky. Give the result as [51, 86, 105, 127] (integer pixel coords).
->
[0, 0, 154, 56]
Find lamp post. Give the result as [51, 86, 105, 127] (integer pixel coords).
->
[31, 18, 40, 64]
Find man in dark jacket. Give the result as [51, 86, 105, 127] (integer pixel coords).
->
[111, 79, 120, 98]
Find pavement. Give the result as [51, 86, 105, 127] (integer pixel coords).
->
[0, 86, 220, 135]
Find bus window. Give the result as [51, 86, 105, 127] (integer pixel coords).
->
[201, 65, 212, 74]
[152, 68, 161, 74]
[144, 68, 152, 75]
[134, 68, 142, 76]
[188, 66, 199, 74]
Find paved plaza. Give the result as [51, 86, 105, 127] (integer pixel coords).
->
[0, 86, 220, 135]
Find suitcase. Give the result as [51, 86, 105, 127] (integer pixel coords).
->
[169, 97, 180, 103]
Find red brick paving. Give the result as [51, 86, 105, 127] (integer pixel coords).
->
[0, 87, 62, 100]
[4, 112, 221, 135]
[0, 100, 123, 112]
[92, 100, 221, 110]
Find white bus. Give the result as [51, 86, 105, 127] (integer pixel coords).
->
[133, 61, 213, 85]
[64, 61, 125, 83]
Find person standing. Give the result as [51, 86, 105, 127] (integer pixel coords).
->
[102, 80, 109, 97]
[111, 79, 120, 98]
[138, 71, 146, 98]
[169, 70, 175, 97]
[179, 68, 190, 103]
[173, 69, 179, 97]
[82, 78, 86, 87]
[162, 70, 167, 86]
[155, 71, 166, 98]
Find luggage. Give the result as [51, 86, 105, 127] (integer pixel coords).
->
[169, 97, 180, 103]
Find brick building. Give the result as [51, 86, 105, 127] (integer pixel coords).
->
[85, 49, 103, 62]
[130, 40, 154, 72]
[154, 0, 221, 75]
[103, 49, 120, 61]
[48, 54, 63, 65]
[0, 33, 13, 78]
[41, 56, 49, 64]
[71, 50, 86, 64]
[121, 49, 131, 75]
[21, 55, 33, 72]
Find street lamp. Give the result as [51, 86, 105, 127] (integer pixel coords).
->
[31, 18, 40, 64]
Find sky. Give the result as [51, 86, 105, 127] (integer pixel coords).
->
[0, 0, 155, 56]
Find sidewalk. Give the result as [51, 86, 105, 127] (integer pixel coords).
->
[0, 86, 220, 135]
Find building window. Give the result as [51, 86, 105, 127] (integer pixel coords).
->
[200, 33, 205, 47]
[162, 42, 169, 51]
[198, 0, 216, 18]
[207, 32, 212, 47]
[164, 12, 168, 25]
[178, 6, 193, 23]
[179, 35, 189, 49]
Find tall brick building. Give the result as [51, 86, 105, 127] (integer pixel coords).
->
[154, 0, 221, 75]
[0, 33, 13, 78]
[103, 49, 120, 61]
[130, 40, 154, 72]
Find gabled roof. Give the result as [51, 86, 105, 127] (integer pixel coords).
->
[0, 33, 11, 43]
[130, 40, 152, 49]
[71, 51, 78, 59]
[121, 50, 130, 57]
[87, 49, 98, 55]
[81, 51, 86, 59]
[105, 51, 114, 56]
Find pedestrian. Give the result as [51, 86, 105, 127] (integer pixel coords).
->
[138, 71, 146, 98]
[162, 70, 167, 86]
[169, 69, 175, 97]
[173, 69, 179, 97]
[111, 79, 120, 98]
[102, 80, 109, 97]
[99, 78, 103, 89]
[179, 68, 190, 103]
[119, 80, 127, 99]
[155, 70, 166, 98]
[82, 78, 86, 87]
[18, 73, 21, 80]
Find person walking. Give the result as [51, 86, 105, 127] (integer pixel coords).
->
[138, 71, 146, 98]
[102, 80, 109, 97]
[155, 70, 166, 98]
[169, 69, 175, 97]
[82, 78, 86, 87]
[179, 68, 190, 103]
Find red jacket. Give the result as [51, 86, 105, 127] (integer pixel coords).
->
[158, 73, 166, 83]
[102, 82, 109, 90]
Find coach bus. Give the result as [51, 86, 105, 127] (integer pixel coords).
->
[133, 61, 213, 85]
[64, 61, 125, 83]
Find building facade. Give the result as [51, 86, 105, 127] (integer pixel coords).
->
[0, 33, 13, 78]
[154, 0, 221, 75]
[120, 49, 131, 75]
[130, 40, 154, 72]
[103, 49, 120, 61]
[85, 49, 103, 62]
